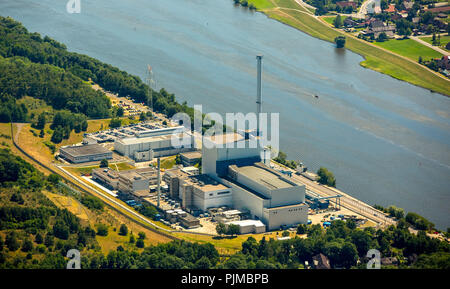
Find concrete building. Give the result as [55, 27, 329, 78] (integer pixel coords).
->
[180, 151, 202, 167]
[114, 126, 195, 162]
[181, 166, 200, 176]
[59, 144, 112, 164]
[201, 132, 308, 231]
[163, 168, 189, 199]
[226, 219, 266, 234]
[179, 174, 232, 212]
[202, 132, 262, 178]
[178, 213, 201, 229]
[118, 167, 158, 197]
[224, 163, 308, 231]
[91, 168, 119, 190]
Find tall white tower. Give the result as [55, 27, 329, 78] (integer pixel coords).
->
[256, 55, 263, 137]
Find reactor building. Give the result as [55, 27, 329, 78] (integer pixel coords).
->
[197, 55, 308, 230]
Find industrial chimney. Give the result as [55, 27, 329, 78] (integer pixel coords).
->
[157, 157, 161, 208]
[256, 55, 263, 137]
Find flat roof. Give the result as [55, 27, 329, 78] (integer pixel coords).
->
[185, 174, 230, 192]
[60, 144, 111, 157]
[164, 168, 189, 178]
[116, 133, 187, 146]
[203, 132, 244, 145]
[92, 168, 119, 179]
[264, 203, 308, 210]
[119, 167, 157, 181]
[233, 163, 293, 190]
[227, 219, 265, 227]
[180, 151, 202, 159]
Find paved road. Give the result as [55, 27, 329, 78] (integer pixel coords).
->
[410, 36, 449, 56]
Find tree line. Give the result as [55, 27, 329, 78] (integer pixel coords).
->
[0, 16, 197, 124]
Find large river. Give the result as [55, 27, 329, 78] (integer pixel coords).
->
[1, 0, 449, 229]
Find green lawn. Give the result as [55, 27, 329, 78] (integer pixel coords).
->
[321, 15, 347, 26]
[420, 35, 450, 52]
[374, 38, 443, 62]
[247, 0, 275, 9]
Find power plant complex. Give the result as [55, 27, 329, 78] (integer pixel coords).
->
[166, 55, 308, 232]
[62, 55, 309, 234]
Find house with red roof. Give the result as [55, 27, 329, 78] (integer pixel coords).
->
[438, 55, 450, 70]
[384, 4, 396, 13]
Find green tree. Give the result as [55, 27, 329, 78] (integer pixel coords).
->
[340, 242, 358, 268]
[96, 224, 108, 236]
[53, 220, 70, 240]
[35, 233, 43, 244]
[117, 107, 124, 117]
[21, 239, 33, 252]
[297, 224, 307, 234]
[47, 173, 61, 186]
[5, 231, 20, 251]
[317, 167, 336, 187]
[100, 159, 109, 168]
[36, 113, 46, 129]
[44, 233, 54, 247]
[333, 15, 343, 28]
[51, 127, 64, 144]
[227, 224, 240, 236]
[119, 224, 128, 236]
[334, 36, 346, 48]
[195, 256, 212, 269]
[377, 32, 388, 42]
[216, 223, 226, 236]
[138, 232, 146, 240]
[136, 239, 145, 248]
[139, 112, 147, 121]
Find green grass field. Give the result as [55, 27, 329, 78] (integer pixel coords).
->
[247, 0, 275, 9]
[420, 35, 450, 52]
[321, 15, 347, 26]
[246, 0, 450, 96]
[374, 38, 443, 62]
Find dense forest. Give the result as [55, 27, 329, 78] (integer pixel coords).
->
[0, 16, 195, 124]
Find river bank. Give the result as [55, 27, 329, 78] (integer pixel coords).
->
[246, 0, 450, 96]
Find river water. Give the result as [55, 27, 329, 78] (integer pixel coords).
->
[1, 0, 449, 228]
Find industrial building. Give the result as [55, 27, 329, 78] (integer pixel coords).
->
[59, 144, 112, 163]
[180, 151, 202, 166]
[226, 220, 266, 234]
[118, 167, 158, 197]
[91, 168, 120, 190]
[164, 209, 200, 229]
[222, 162, 308, 231]
[197, 55, 308, 231]
[114, 126, 195, 162]
[179, 174, 232, 212]
[163, 168, 189, 199]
